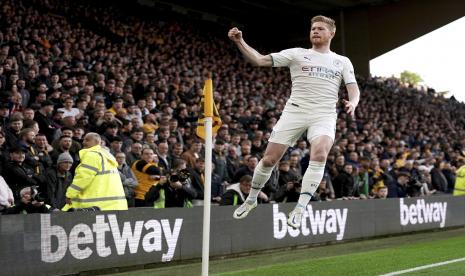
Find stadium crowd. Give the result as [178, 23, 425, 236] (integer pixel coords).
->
[0, 0, 465, 213]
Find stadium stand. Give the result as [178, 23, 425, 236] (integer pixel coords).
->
[0, 0, 465, 213]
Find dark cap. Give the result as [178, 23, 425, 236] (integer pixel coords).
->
[0, 102, 9, 109]
[397, 168, 411, 178]
[9, 145, 27, 153]
[41, 100, 55, 107]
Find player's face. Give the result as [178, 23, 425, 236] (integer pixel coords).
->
[310, 22, 334, 46]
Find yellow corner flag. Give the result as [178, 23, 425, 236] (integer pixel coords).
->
[196, 78, 222, 140]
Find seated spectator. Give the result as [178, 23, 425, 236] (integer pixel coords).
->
[2, 186, 50, 214]
[373, 185, 388, 199]
[3, 146, 45, 199]
[220, 175, 268, 206]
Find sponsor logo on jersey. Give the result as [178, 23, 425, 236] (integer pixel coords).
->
[301, 66, 342, 80]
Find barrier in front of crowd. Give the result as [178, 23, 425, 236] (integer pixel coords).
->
[1, 195, 464, 275]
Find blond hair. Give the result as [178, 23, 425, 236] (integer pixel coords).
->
[311, 15, 336, 33]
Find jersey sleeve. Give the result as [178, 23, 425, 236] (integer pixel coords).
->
[270, 48, 297, 67]
[342, 57, 357, 85]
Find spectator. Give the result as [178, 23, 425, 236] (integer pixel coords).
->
[332, 163, 354, 198]
[131, 147, 163, 207]
[0, 175, 14, 212]
[373, 185, 388, 199]
[115, 152, 138, 208]
[45, 153, 74, 210]
[274, 179, 301, 203]
[181, 139, 202, 169]
[145, 159, 197, 208]
[233, 155, 259, 183]
[34, 100, 57, 143]
[2, 186, 50, 214]
[4, 116, 23, 149]
[220, 175, 268, 206]
[126, 142, 143, 166]
[3, 146, 44, 199]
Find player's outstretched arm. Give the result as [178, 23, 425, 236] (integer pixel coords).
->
[344, 83, 360, 118]
[228, 27, 272, 67]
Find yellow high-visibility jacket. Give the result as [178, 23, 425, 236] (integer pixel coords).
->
[453, 165, 465, 196]
[63, 145, 128, 211]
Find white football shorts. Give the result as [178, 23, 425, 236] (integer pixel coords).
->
[269, 103, 337, 146]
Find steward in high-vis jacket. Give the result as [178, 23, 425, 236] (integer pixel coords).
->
[63, 133, 128, 211]
[453, 164, 465, 196]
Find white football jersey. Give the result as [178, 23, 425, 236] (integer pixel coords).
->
[271, 48, 356, 113]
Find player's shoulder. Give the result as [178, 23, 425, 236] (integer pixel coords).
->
[331, 52, 352, 62]
[277, 47, 306, 54]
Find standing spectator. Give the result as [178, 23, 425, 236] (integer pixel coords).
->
[18, 128, 45, 175]
[115, 152, 138, 207]
[131, 147, 163, 207]
[453, 159, 465, 196]
[4, 116, 23, 149]
[0, 131, 8, 174]
[63, 133, 127, 211]
[430, 162, 448, 193]
[156, 141, 171, 172]
[332, 164, 355, 198]
[181, 139, 202, 169]
[0, 103, 10, 128]
[126, 142, 143, 166]
[145, 159, 197, 208]
[58, 98, 81, 119]
[34, 100, 57, 143]
[233, 155, 259, 183]
[45, 153, 73, 210]
[212, 139, 230, 185]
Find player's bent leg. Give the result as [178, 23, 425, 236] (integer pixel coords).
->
[233, 142, 287, 219]
[288, 135, 333, 228]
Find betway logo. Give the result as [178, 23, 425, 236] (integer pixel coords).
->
[41, 214, 182, 263]
[273, 204, 348, 240]
[400, 198, 447, 228]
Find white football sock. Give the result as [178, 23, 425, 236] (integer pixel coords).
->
[297, 161, 326, 209]
[246, 160, 274, 203]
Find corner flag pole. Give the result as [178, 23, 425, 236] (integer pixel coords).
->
[201, 76, 213, 276]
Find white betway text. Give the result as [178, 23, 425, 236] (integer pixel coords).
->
[400, 198, 447, 228]
[273, 204, 348, 240]
[41, 214, 182, 263]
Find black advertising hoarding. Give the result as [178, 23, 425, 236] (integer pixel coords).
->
[0, 196, 464, 275]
